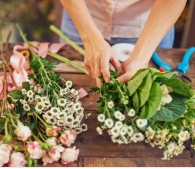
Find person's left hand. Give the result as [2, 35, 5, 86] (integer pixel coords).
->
[117, 57, 148, 83]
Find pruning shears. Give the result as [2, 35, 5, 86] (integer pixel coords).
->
[152, 47, 195, 82]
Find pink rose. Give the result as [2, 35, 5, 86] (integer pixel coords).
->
[0, 144, 12, 167]
[27, 141, 45, 159]
[46, 126, 61, 137]
[42, 153, 54, 166]
[59, 130, 77, 147]
[48, 145, 65, 162]
[46, 137, 57, 147]
[8, 152, 26, 167]
[15, 121, 32, 141]
[61, 146, 79, 164]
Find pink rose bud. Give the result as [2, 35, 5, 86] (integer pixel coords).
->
[46, 137, 57, 147]
[59, 130, 77, 147]
[27, 141, 45, 159]
[46, 126, 61, 137]
[15, 121, 32, 141]
[61, 146, 79, 164]
[0, 144, 12, 167]
[48, 145, 65, 162]
[8, 152, 26, 167]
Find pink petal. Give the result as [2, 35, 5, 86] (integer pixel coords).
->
[38, 43, 49, 58]
[12, 70, 27, 87]
[49, 43, 65, 53]
[78, 88, 88, 99]
[13, 45, 27, 55]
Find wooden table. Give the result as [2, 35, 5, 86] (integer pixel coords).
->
[2, 45, 195, 167]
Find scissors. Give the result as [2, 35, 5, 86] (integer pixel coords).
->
[152, 47, 195, 82]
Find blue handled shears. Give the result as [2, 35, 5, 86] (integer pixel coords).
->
[152, 47, 195, 82]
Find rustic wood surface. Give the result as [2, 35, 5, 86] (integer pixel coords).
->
[1, 45, 195, 167]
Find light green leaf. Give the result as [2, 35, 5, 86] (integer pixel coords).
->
[151, 93, 186, 122]
[140, 82, 162, 119]
[152, 71, 177, 81]
[132, 92, 140, 113]
[127, 69, 150, 96]
[137, 72, 153, 107]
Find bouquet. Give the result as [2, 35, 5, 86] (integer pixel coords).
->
[0, 27, 87, 167]
[92, 68, 195, 160]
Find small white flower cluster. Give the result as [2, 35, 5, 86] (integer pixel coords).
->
[14, 81, 87, 134]
[96, 108, 146, 144]
[145, 127, 190, 160]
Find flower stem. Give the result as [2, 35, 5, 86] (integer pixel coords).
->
[50, 25, 85, 56]
[33, 112, 48, 127]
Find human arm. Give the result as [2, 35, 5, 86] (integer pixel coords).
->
[117, 0, 187, 83]
[60, 0, 122, 87]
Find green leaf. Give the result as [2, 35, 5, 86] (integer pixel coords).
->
[132, 92, 140, 113]
[0, 118, 6, 133]
[16, 101, 26, 117]
[127, 69, 150, 96]
[22, 82, 30, 90]
[152, 71, 177, 81]
[161, 78, 191, 98]
[137, 72, 153, 107]
[140, 82, 162, 119]
[151, 93, 186, 122]
[9, 90, 24, 99]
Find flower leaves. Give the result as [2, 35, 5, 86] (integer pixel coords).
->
[9, 90, 24, 99]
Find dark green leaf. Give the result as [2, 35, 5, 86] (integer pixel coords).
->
[22, 82, 30, 90]
[0, 118, 6, 133]
[16, 101, 26, 117]
[161, 78, 191, 98]
[140, 82, 162, 119]
[127, 69, 150, 96]
[151, 93, 186, 122]
[10, 90, 24, 99]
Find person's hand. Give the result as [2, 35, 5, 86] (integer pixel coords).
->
[117, 57, 148, 83]
[83, 38, 122, 87]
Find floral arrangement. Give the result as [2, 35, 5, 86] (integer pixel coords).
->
[0, 26, 87, 167]
[91, 69, 195, 160]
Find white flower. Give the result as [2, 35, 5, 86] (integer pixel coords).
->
[167, 142, 176, 153]
[48, 145, 65, 162]
[145, 127, 155, 139]
[60, 89, 66, 96]
[178, 130, 190, 142]
[120, 125, 128, 136]
[44, 111, 54, 119]
[50, 107, 60, 115]
[127, 126, 134, 137]
[46, 126, 61, 137]
[111, 136, 117, 143]
[107, 101, 114, 109]
[70, 89, 78, 95]
[119, 114, 125, 121]
[9, 152, 26, 167]
[131, 133, 144, 143]
[97, 114, 106, 122]
[65, 115, 74, 124]
[21, 89, 26, 94]
[0, 144, 12, 167]
[81, 123, 88, 131]
[47, 118, 57, 125]
[57, 120, 66, 127]
[57, 98, 67, 107]
[20, 99, 27, 105]
[28, 97, 34, 103]
[42, 153, 54, 166]
[46, 137, 57, 147]
[105, 118, 114, 128]
[161, 94, 172, 106]
[73, 102, 81, 111]
[128, 109, 136, 117]
[157, 129, 169, 139]
[66, 81, 72, 88]
[96, 127, 103, 135]
[160, 84, 169, 95]
[114, 111, 122, 120]
[15, 121, 32, 141]
[27, 141, 45, 159]
[115, 121, 123, 129]
[35, 103, 44, 113]
[111, 127, 120, 137]
[23, 104, 30, 111]
[61, 147, 79, 164]
[59, 130, 77, 147]
[27, 90, 34, 97]
[136, 119, 148, 128]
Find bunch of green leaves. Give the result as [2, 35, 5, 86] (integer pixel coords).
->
[91, 70, 132, 120]
[127, 68, 194, 128]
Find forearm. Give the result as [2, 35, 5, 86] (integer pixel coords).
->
[130, 0, 187, 62]
[60, 0, 103, 44]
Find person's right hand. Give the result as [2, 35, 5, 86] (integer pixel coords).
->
[83, 37, 122, 87]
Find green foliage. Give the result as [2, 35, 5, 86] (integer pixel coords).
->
[0, 118, 6, 132]
[9, 90, 24, 99]
[22, 82, 30, 90]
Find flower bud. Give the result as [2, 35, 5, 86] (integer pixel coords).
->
[13, 145, 23, 151]
[3, 134, 12, 143]
[27, 158, 33, 167]
[40, 142, 49, 151]
[33, 159, 38, 167]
